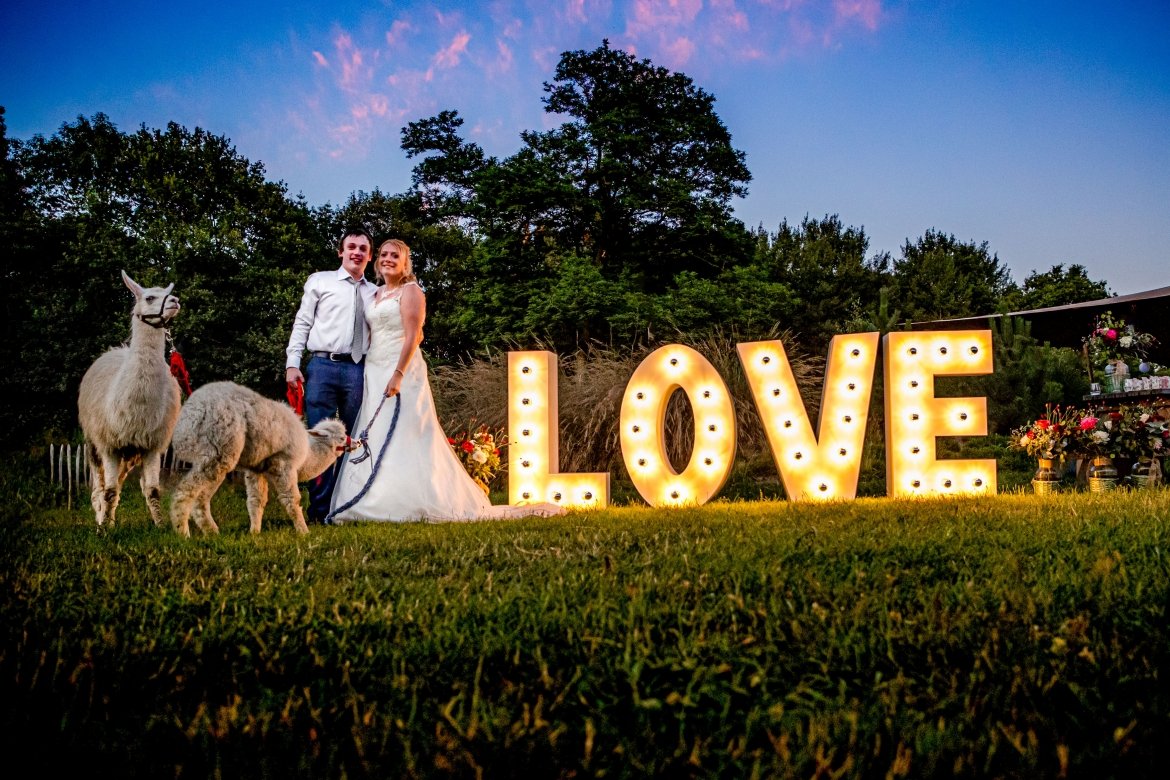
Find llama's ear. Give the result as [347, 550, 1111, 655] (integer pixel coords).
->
[307, 428, 326, 439]
[162, 282, 175, 297]
[121, 270, 143, 298]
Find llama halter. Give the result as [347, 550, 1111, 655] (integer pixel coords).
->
[137, 290, 179, 328]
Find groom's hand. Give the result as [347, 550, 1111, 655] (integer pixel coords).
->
[286, 367, 305, 387]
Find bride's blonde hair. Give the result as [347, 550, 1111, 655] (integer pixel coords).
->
[375, 238, 417, 286]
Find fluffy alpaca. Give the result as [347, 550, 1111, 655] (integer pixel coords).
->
[169, 381, 351, 536]
[77, 271, 181, 528]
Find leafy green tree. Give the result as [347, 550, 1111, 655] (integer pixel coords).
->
[0, 106, 49, 446]
[399, 110, 488, 225]
[400, 40, 757, 354]
[5, 114, 327, 444]
[751, 215, 890, 350]
[531, 40, 753, 287]
[891, 229, 1016, 321]
[1001, 263, 1112, 311]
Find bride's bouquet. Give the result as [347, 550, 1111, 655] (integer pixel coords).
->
[448, 421, 507, 493]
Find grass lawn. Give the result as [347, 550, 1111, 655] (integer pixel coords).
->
[2, 468, 1168, 778]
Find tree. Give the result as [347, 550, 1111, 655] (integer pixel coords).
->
[399, 41, 757, 353]
[399, 110, 488, 226]
[1002, 263, 1112, 311]
[891, 230, 1016, 322]
[402, 41, 756, 278]
[752, 215, 890, 350]
[532, 40, 753, 287]
[4, 114, 328, 444]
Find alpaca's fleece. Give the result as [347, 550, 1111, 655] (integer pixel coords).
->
[169, 381, 350, 536]
[78, 271, 181, 528]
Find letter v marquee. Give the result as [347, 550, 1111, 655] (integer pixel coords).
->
[738, 333, 880, 501]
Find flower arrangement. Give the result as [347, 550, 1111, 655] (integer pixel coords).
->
[447, 420, 506, 493]
[1071, 410, 1118, 458]
[1110, 403, 1170, 460]
[1083, 311, 1158, 378]
[1009, 405, 1076, 460]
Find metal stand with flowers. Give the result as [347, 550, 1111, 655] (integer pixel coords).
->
[448, 422, 506, 495]
[1112, 403, 1169, 489]
[1011, 406, 1074, 494]
[1074, 411, 1120, 492]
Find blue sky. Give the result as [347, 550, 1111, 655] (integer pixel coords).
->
[2, 0, 1167, 295]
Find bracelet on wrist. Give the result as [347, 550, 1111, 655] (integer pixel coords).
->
[394, 368, 404, 376]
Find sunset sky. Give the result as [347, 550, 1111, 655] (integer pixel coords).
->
[2, 0, 1167, 295]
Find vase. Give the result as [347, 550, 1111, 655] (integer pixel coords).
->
[1130, 458, 1160, 489]
[1031, 457, 1060, 494]
[1087, 456, 1118, 492]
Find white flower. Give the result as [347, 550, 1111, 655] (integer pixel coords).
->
[471, 449, 488, 464]
[1092, 431, 1110, 444]
[1119, 336, 1134, 348]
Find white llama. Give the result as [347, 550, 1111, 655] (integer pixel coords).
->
[77, 271, 181, 528]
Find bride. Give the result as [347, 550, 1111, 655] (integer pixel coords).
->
[329, 239, 565, 523]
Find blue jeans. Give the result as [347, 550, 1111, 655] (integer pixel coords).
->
[304, 356, 365, 521]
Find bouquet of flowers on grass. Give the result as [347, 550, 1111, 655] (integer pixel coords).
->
[447, 420, 506, 493]
[1083, 311, 1158, 376]
[1010, 405, 1076, 460]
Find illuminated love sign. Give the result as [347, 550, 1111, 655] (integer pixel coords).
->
[508, 329, 994, 509]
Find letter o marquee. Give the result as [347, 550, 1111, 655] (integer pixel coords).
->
[620, 345, 737, 507]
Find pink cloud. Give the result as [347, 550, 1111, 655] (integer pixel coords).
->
[625, 0, 703, 39]
[834, 0, 881, 31]
[661, 36, 696, 67]
[385, 19, 413, 47]
[566, 0, 589, 24]
[332, 31, 373, 93]
[491, 38, 515, 76]
[433, 31, 471, 69]
[501, 18, 523, 38]
[312, 51, 329, 68]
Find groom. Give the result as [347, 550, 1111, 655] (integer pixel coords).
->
[286, 226, 377, 524]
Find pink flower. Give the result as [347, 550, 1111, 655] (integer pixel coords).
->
[1105, 328, 1117, 340]
[1079, 416, 1098, 431]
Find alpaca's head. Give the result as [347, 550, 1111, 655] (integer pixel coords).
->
[308, 417, 353, 456]
[298, 418, 353, 482]
[122, 270, 180, 327]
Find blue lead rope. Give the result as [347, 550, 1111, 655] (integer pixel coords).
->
[325, 393, 402, 524]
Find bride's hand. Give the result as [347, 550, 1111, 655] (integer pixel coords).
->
[384, 368, 404, 397]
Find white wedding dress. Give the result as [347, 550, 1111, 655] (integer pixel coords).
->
[329, 285, 564, 523]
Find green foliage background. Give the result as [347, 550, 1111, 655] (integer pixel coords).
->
[0, 43, 1112, 449]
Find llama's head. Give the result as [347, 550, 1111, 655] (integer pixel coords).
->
[122, 270, 180, 328]
[308, 417, 354, 456]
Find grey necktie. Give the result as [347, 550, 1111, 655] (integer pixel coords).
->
[347, 277, 365, 362]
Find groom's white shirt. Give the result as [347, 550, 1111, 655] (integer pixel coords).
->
[285, 267, 377, 368]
